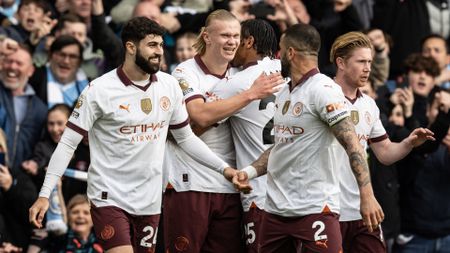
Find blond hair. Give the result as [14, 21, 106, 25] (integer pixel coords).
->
[192, 9, 238, 55]
[330, 31, 373, 66]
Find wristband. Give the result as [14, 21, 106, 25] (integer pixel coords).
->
[241, 165, 258, 180]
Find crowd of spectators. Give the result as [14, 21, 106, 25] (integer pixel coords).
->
[0, 0, 449, 252]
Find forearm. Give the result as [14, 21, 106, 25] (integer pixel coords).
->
[241, 146, 272, 179]
[332, 118, 371, 189]
[39, 128, 82, 198]
[171, 126, 229, 174]
[189, 91, 254, 128]
[373, 139, 412, 165]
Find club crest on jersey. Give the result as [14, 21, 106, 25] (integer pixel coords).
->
[178, 78, 194, 96]
[75, 94, 85, 109]
[351, 110, 359, 125]
[160, 96, 171, 111]
[282, 100, 291, 115]
[292, 102, 303, 116]
[141, 98, 152, 114]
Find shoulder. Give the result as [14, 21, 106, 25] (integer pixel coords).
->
[171, 59, 199, 78]
[311, 74, 342, 93]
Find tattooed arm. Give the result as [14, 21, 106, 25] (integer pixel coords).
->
[231, 146, 273, 193]
[331, 117, 384, 232]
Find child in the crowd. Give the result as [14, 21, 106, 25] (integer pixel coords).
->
[169, 32, 197, 72]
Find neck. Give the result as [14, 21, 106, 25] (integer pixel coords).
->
[122, 59, 150, 81]
[243, 52, 263, 66]
[201, 51, 229, 76]
[335, 74, 358, 98]
[291, 58, 317, 85]
[11, 87, 25, 96]
[78, 230, 90, 242]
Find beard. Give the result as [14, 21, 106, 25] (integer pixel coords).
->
[135, 48, 160, 74]
[280, 54, 291, 79]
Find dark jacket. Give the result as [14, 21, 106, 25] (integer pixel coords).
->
[0, 84, 47, 171]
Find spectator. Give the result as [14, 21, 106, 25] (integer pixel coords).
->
[29, 35, 89, 108]
[29, 194, 103, 252]
[3, 0, 51, 44]
[0, 43, 47, 173]
[421, 34, 450, 90]
[0, 128, 38, 249]
[169, 32, 197, 72]
[394, 92, 450, 253]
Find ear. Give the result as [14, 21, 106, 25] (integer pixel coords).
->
[203, 31, 211, 45]
[125, 41, 136, 55]
[245, 36, 255, 49]
[27, 65, 35, 78]
[287, 47, 296, 60]
[336, 57, 346, 71]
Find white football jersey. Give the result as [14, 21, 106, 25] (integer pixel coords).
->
[338, 91, 388, 221]
[67, 67, 188, 215]
[208, 57, 281, 211]
[265, 69, 350, 217]
[164, 55, 237, 193]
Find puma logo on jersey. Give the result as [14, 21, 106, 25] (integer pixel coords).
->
[315, 239, 328, 248]
[119, 104, 130, 112]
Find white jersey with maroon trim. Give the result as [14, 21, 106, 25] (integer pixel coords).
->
[208, 57, 281, 211]
[265, 70, 350, 217]
[68, 67, 188, 215]
[165, 55, 238, 193]
[339, 91, 388, 221]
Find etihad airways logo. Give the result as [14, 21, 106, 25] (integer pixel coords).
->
[119, 121, 166, 143]
[273, 124, 304, 143]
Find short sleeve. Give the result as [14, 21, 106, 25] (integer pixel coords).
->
[169, 84, 189, 129]
[172, 66, 205, 104]
[67, 84, 102, 136]
[369, 105, 388, 143]
[315, 83, 350, 127]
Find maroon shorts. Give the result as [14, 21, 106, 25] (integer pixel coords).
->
[91, 204, 160, 253]
[243, 206, 264, 253]
[340, 219, 386, 253]
[260, 211, 342, 253]
[163, 189, 245, 253]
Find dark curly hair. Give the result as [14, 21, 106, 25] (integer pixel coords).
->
[403, 53, 440, 78]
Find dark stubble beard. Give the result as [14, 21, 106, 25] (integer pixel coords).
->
[281, 53, 291, 79]
[135, 48, 160, 74]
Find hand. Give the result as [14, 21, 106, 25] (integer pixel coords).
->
[0, 165, 13, 191]
[0, 242, 22, 253]
[91, 0, 104, 16]
[160, 13, 181, 34]
[29, 13, 58, 46]
[247, 72, 284, 100]
[0, 37, 18, 56]
[29, 197, 50, 229]
[223, 167, 238, 182]
[435, 69, 450, 86]
[359, 188, 384, 233]
[398, 87, 414, 118]
[438, 90, 450, 114]
[229, 0, 255, 22]
[232, 171, 253, 194]
[367, 29, 389, 57]
[55, 0, 70, 13]
[407, 128, 435, 148]
[334, 0, 352, 12]
[389, 88, 402, 105]
[267, 0, 298, 26]
[22, 160, 39, 176]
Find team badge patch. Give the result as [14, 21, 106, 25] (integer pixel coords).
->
[101, 224, 115, 240]
[178, 79, 194, 96]
[365, 111, 371, 125]
[71, 111, 79, 119]
[282, 100, 291, 115]
[350, 110, 359, 125]
[175, 236, 190, 251]
[160, 96, 171, 111]
[75, 95, 85, 109]
[141, 98, 152, 114]
[292, 102, 303, 116]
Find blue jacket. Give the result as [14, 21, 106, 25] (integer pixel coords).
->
[0, 83, 47, 172]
